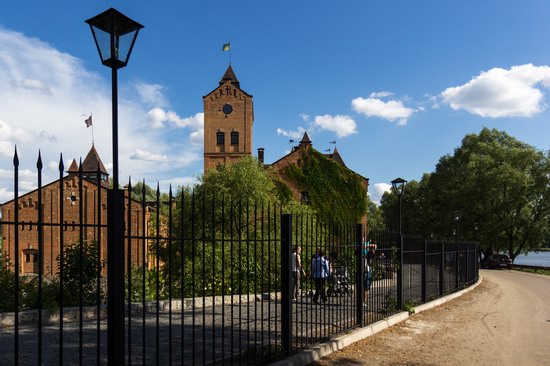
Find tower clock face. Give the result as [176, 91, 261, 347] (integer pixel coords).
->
[222, 103, 233, 116]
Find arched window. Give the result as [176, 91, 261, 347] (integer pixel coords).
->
[216, 132, 225, 145]
[231, 131, 239, 145]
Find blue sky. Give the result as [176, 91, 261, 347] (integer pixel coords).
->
[1, 1, 550, 205]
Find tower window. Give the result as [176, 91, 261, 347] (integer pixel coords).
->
[231, 131, 239, 145]
[216, 132, 225, 145]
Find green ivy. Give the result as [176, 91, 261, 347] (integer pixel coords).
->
[282, 149, 367, 222]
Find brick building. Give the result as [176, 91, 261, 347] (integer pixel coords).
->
[0, 145, 150, 276]
[203, 66, 369, 226]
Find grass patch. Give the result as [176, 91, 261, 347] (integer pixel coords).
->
[512, 267, 550, 276]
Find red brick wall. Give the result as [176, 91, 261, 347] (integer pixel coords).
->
[1, 175, 149, 276]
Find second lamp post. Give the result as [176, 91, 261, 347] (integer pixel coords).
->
[391, 177, 407, 235]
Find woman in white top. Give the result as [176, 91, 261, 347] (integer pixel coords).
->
[291, 246, 302, 300]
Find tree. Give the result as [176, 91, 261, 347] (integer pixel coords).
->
[366, 198, 385, 231]
[199, 155, 285, 204]
[426, 128, 550, 260]
[379, 177, 432, 235]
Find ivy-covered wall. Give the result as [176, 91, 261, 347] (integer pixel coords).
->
[280, 148, 367, 222]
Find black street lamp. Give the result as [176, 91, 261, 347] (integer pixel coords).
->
[453, 211, 461, 241]
[453, 211, 461, 288]
[474, 222, 479, 241]
[86, 8, 143, 190]
[391, 177, 407, 234]
[86, 8, 143, 365]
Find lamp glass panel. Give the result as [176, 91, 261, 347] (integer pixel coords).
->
[91, 25, 111, 62]
[116, 31, 137, 64]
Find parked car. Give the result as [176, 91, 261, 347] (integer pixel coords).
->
[480, 254, 512, 269]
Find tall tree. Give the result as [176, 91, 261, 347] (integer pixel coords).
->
[427, 128, 550, 260]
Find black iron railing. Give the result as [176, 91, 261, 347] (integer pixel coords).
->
[0, 150, 479, 365]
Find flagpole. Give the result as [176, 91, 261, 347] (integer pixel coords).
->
[91, 113, 95, 145]
[92, 124, 95, 145]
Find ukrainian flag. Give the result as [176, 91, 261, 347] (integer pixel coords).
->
[222, 42, 231, 51]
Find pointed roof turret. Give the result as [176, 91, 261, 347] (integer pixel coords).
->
[219, 65, 240, 88]
[299, 132, 312, 147]
[329, 147, 346, 167]
[67, 159, 79, 173]
[81, 145, 109, 175]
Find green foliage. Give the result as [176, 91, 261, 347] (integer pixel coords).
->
[0, 254, 15, 311]
[404, 300, 416, 315]
[199, 156, 280, 204]
[58, 240, 105, 306]
[380, 292, 398, 315]
[130, 180, 159, 203]
[282, 149, 367, 222]
[512, 267, 550, 276]
[127, 266, 168, 302]
[366, 198, 385, 231]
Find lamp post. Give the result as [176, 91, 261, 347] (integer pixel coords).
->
[86, 8, 143, 364]
[391, 177, 407, 234]
[474, 222, 479, 241]
[453, 211, 461, 288]
[453, 211, 461, 241]
[391, 177, 407, 311]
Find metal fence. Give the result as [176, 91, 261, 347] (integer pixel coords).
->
[0, 151, 479, 365]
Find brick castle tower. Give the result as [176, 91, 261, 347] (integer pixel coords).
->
[203, 65, 254, 172]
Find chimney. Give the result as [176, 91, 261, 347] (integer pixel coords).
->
[258, 147, 265, 164]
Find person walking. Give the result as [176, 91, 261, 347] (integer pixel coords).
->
[311, 248, 330, 303]
[291, 246, 303, 300]
[363, 241, 377, 306]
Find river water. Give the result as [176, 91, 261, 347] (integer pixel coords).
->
[513, 251, 550, 266]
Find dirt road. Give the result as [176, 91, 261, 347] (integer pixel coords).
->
[311, 269, 550, 366]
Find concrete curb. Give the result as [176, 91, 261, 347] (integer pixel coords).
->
[271, 277, 483, 366]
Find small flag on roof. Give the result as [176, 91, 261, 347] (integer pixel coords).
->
[329, 140, 336, 144]
[85, 115, 92, 128]
[222, 42, 231, 51]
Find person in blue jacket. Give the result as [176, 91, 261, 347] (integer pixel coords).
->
[311, 247, 331, 303]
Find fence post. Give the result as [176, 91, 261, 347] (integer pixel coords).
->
[455, 242, 459, 291]
[107, 189, 125, 365]
[440, 242, 445, 296]
[464, 244, 472, 285]
[281, 214, 292, 356]
[396, 234, 403, 311]
[422, 239, 427, 303]
[355, 224, 363, 326]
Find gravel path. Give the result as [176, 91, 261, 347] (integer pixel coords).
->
[311, 269, 550, 366]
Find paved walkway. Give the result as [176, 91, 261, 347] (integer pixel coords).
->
[280, 270, 550, 366]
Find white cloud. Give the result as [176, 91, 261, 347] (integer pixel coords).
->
[299, 113, 310, 121]
[0, 27, 202, 201]
[352, 97, 416, 126]
[0, 187, 13, 202]
[147, 108, 204, 140]
[0, 120, 56, 144]
[189, 128, 204, 144]
[134, 82, 167, 107]
[277, 126, 308, 140]
[313, 115, 357, 137]
[369, 91, 394, 98]
[369, 183, 391, 206]
[441, 64, 550, 118]
[130, 149, 170, 162]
